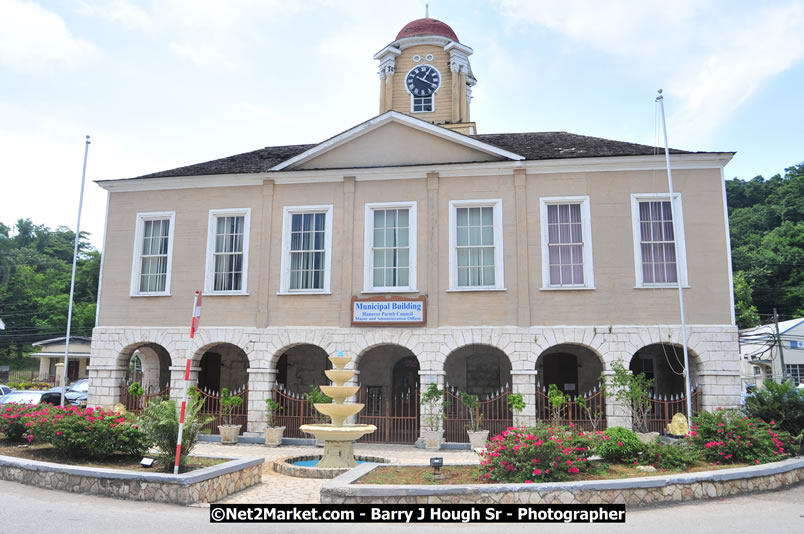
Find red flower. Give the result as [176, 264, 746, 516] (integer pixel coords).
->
[568, 467, 579, 474]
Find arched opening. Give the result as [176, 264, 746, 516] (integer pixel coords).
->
[536, 344, 603, 396]
[198, 343, 249, 392]
[444, 344, 512, 395]
[275, 344, 329, 394]
[535, 344, 605, 430]
[630, 343, 699, 396]
[629, 343, 701, 432]
[121, 343, 170, 392]
[443, 344, 513, 442]
[356, 345, 420, 444]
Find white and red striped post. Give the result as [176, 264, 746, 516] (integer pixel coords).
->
[174, 291, 202, 475]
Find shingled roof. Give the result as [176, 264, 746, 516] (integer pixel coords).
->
[132, 130, 702, 180]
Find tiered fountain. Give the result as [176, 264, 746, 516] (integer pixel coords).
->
[299, 350, 377, 468]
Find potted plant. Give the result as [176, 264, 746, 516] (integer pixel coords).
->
[459, 391, 489, 449]
[218, 388, 243, 444]
[547, 384, 568, 427]
[264, 397, 285, 447]
[421, 383, 446, 449]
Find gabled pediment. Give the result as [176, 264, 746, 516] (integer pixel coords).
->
[270, 111, 523, 171]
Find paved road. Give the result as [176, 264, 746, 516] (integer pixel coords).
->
[1, 478, 802, 534]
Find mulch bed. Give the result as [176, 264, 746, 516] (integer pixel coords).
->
[0, 437, 223, 474]
[356, 462, 749, 485]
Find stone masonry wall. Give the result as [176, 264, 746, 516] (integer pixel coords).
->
[88, 324, 740, 432]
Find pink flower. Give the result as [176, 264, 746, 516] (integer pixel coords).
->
[617, 441, 624, 447]
[56, 431, 62, 435]
[568, 467, 579, 474]
[532, 469, 542, 476]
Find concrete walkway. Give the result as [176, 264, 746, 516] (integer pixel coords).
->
[193, 442, 479, 505]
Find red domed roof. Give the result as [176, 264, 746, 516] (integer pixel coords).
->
[396, 18, 459, 42]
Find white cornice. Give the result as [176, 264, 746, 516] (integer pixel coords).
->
[96, 152, 734, 192]
[96, 172, 267, 192]
[372, 45, 401, 60]
[270, 111, 524, 171]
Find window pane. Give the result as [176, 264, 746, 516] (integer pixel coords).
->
[374, 228, 385, 247]
[456, 227, 468, 246]
[397, 248, 409, 269]
[457, 207, 468, 226]
[398, 267, 409, 286]
[397, 227, 409, 247]
[398, 209, 409, 227]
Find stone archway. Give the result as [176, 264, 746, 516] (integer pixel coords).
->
[536, 343, 604, 396]
[355, 344, 420, 443]
[119, 343, 171, 393]
[630, 343, 700, 396]
[444, 344, 512, 395]
[275, 344, 329, 395]
[198, 343, 249, 392]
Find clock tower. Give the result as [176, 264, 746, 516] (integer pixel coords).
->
[374, 17, 477, 135]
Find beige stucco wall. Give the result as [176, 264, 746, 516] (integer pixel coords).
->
[97, 164, 732, 329]
[298, 122, 498, 169]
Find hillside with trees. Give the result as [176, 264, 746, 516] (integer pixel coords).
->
[0, 220, 98, 369]
[726, 162, 804, 328]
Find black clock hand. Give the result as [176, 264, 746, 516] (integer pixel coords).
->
[416, 76, 437, 87]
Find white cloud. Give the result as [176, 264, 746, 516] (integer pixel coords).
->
[75, 0, 153, 31]
[0, 0, 98, 71]
[494, 0, 804, 141]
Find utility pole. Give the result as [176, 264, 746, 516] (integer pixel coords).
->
[773, 308, 786, 382]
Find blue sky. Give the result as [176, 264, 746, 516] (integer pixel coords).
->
[2, 0, 803, 248]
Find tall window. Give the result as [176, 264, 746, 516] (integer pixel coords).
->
[364, 202, 417, 292]
[280, 205, 333, 293]
[205, 209, 250, 294]
[130, 212, 175, 296]
[540, 197, 594, 289]
[449, 199, 504, 290]
[631, 194, 687, 287]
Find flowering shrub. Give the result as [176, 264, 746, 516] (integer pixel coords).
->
[479, 425, 596, 483]
[1, 404, 44, 441]
[594, 426, 642, 463]
[689, 409, 795, 464]
[34, 405, 148, 459]
[639, 438, 702, 470]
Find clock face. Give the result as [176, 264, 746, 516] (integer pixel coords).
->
[405, 65, 440, 97]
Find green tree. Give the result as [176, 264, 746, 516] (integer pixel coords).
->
[733, 271, 760, 329]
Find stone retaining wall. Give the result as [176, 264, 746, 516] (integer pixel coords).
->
[0, 454, 263, 505]
[321, 458, 804, 507]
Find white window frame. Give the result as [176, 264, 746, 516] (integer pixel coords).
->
[130, 211, 175, 297]
[539, 196, 595, 290]
[279, 204, 333, 294]
[631, 193, 689, 288]
[204, 208, 251, 295]
[363, 201, 418, 293]
[448, 198, 505, 291]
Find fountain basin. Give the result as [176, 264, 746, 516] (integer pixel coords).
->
[300, 423, 377, 443]
[319, 385, 359, 400]
[274, 454, 390, 479]
[324, 369, 354, 384]
[313, 404, 364, 426]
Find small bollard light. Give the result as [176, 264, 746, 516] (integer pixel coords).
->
[140, 457, 155, 468]
[430, 456, 444, 479]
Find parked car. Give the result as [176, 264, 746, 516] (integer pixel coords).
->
[64, 379, 89, 407]
[0, 384, 12, 397]
[0, 390, 62, 407]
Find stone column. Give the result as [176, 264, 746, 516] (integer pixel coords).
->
[601, 369, 632, 429]
[340, 177, 356, 327]
[87, 365, 129, 408]
[450, 62, 460, 122]
[511, 370, 538, 427]
[38, 357, 50, 380]
[426, 172, 439, 327]
[418, 370, 446, 435]
[168, 365, 201, 400]
[257, 179, 275, 328]
[378, 70, 386, 114]
[246, 368, 277, 432]
[513, 168, 530, 327]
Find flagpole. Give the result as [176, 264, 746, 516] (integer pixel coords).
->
[60, 135, 91, 406]
[656, 90, 693, 425]
[174, 291, 202, 474]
